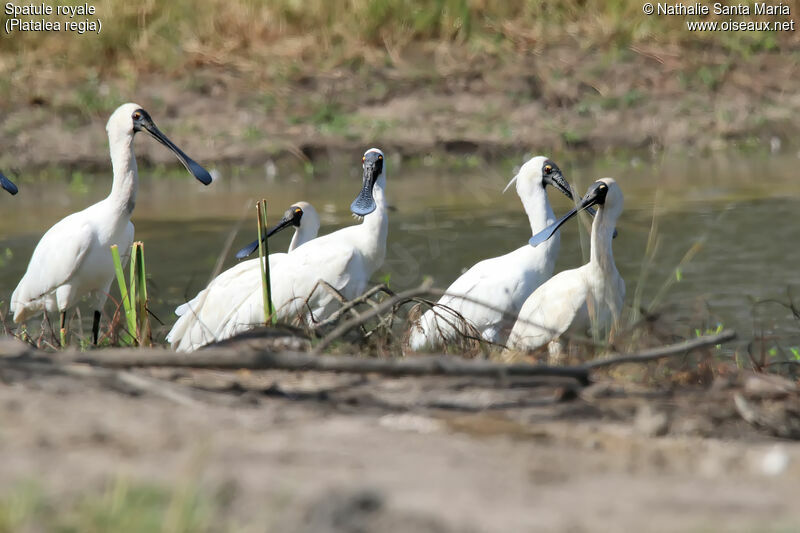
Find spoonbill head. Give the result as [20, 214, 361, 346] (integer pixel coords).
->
[108, 103, 212, 186]
[0, 172, 18, 195]
[11, 102, 212, 345]
[235, 201, 322, 259]
[529, 177, 622, 247]
[351, 148, 385, 217]
[504, 156, 573, 200]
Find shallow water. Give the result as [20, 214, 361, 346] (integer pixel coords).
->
[2, 152, 800, 353]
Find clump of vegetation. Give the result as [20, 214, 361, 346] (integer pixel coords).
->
[0, 477, 219, 533]
[111, 241, 151, 346]
[1, 0, 795, 88]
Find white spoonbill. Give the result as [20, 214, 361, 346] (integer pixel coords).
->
[167, 201, 321, 352]
[407, 156, 577, 351]
[0, 172, 19, 195]
[167, 148, 389, 351]
[10, 103, 212, 344]
[506, 178, 624, 356]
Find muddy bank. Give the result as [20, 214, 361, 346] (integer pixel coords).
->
[1, 46, 797, 173]
[1, 338, 800, 531]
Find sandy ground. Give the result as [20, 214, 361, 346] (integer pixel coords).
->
[2, 342, 800, 532]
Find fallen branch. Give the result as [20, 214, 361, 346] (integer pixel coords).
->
[56, 349, 591, 384]
[584, 330, 736, 369]
[0, 330, 737, 391]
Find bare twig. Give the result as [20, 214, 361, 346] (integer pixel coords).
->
[211, 199, 251, 283]
[298, 279, 362, 326]
[585, 329, 735, 369]
[312, 283, 394, 330]
[312, 281, 434, 354]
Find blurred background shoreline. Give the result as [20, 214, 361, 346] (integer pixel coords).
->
[1, 0, 798, 173]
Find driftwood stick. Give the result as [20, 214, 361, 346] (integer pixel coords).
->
[55, 349, 591, 384]
[0, 331, 737, 391]
[584, 329, 736, 369]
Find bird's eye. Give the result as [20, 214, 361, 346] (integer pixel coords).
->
[378, 155, 383, 160]
[544, 165, 552, 174]
[132, 112, 141, 120]
[295, 208, 302, 215]
[362, 156, 366, 162]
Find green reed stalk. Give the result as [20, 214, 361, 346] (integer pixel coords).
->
[132, 241, 150, 345]
[256, 200, 276, 325]
[111, 244, 136, 345]
[128, 242, 138, 328]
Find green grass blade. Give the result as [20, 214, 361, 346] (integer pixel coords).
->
[134, 242, 150, 346]
[110, 244, 136, 345]
[256, 200, 276, 325]
[257, 201, 267, 325]
[128, 243, 137, 330]
[262, 203, 276, 325]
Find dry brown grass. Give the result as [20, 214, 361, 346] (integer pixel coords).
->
[1, 0, 796, 88]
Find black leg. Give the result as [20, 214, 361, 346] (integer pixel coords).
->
[59, 311, 66, 331]
[92, 310, 101, 345]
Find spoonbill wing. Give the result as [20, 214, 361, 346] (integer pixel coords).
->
[12, 216, 93, 314]
[510, 268, 590, 350]
[268, 241, 358, 321]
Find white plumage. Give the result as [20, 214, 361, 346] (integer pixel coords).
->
[167, 201, 321, 351]
[407, 156, 576, 351]
[168, 148, 389, 352]
[10, 103, 211, 343]
[507, 178, 625, 356]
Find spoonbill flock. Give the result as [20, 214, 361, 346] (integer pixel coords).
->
[5, 102, 626, 360]
[167, 201, 322, 351]
[168, 148, 389, 351]
[408, 156, 576, 351]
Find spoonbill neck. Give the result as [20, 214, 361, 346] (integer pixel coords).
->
[107, 130, 139, 215]
[519, 183, 557, 236]
[589, 206, 616, 271]
[357, 172, 389, 262]
[289, 223, 316, 252]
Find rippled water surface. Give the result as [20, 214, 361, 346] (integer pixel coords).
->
[2, 152, 799, 350]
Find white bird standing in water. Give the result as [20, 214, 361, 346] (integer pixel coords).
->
[10, 103, 212, 344]
[0, 172, 19, 195]
[168, 148, 389, 352]
[408, 156, 577, 351]
[167, 201, 321, 352]
[507, 178, 625, 356]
